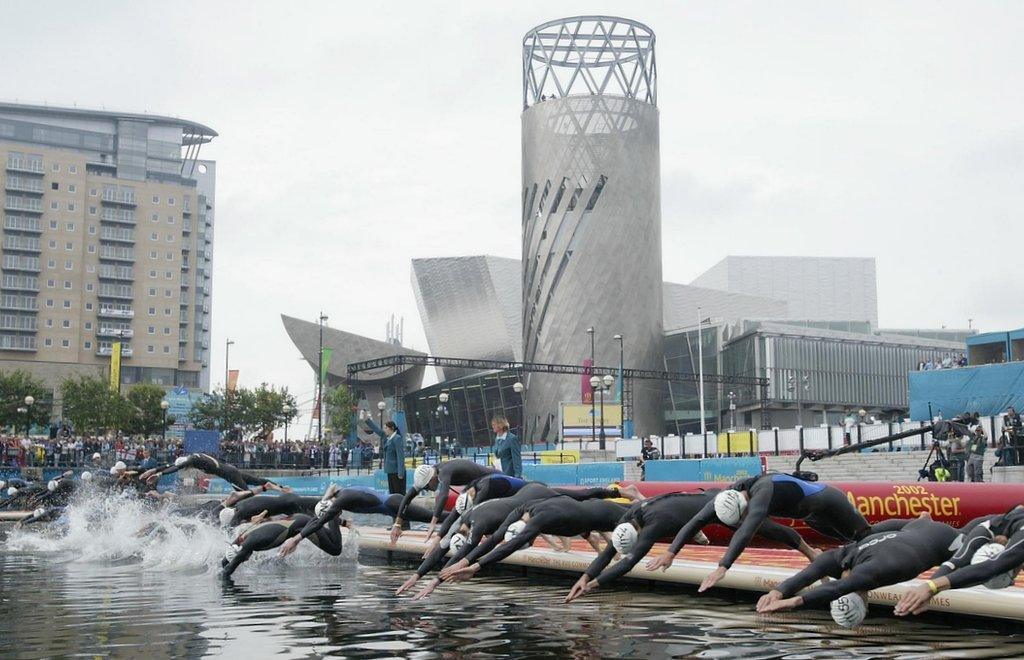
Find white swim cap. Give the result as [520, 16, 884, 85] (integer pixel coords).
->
[219, 507, 236, 527]
[7, 487, 17, 496]
[114, 461, 127, 471]
[0, 480, 5, 490]
[47, 480, 58, 492]
[455, 491, 472, 514]
[611, 523, 639, 555]
[109, 466, 119, 475]
[175, 456, 188, 467]
[33, 507, 45, 518]
[830, 592, 867, 628]
[223, 543, 241, 563]
[92, 452, 101, 460]
[413, 465, 435, 490]
[81, 471, 92, 482]
[450, 532, 467, 554]
[315, 500, 330, 519]
[504, 520, 527, 542]
[972, 543, 1016, 589]
[714, 490, 748, 526]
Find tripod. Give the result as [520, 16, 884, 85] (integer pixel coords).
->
[917, 441, 950, 481]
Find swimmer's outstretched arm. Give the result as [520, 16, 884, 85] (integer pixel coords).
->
[756, 550, 845, 612]
[646, 502, 716, 571]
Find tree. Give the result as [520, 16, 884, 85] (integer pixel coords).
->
[61, 375, 132, 435]
[191, 384, 296, 440]
[323, 384, 356, 437]
[0, 370, 51, 432]
[125, 383, 175, 436]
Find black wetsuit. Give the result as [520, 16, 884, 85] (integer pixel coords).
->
[469, 496, 629, 570]
[221, 514, 342, 578]
[667, 474, 897, 569]
[583, 492, 807, 587]
[934, 506, 1024, 588]
[159, 453, 273, 491]
[296, 488, 434, 542]
[396, 459, 497, 522]
[227, 493, 319, 526]
[17, 506, 64, 526]
[775, 517, 958, 607]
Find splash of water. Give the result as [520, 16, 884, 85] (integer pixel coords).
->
[5, 488, 359, 576]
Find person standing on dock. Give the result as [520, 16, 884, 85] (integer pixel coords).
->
[365, 419, 406, 494]
[491, 416, 521, 478]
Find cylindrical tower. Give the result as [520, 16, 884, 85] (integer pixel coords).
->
[521, 16, 663, 438]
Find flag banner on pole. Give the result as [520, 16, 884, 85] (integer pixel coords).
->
[615, 370, 623, 404]
[320, 348, 333, 384]
[227, 370, 240, 392]
[581, 359, 593, 404]
[109, 342, 122, 392]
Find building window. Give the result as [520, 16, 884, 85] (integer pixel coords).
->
[148, 326, 155, 334]
[51, 163, 59, 173]
[67, 203, 75, 212]
[151, 213, 159, 222]
[69, 165, 77, 174]
[164, 289, 171, 298]
[65, 242, 73, 251]
[166, 252, 173, 260]
[45, 319, 53, 327]
[49, 220, 58, 230]
[163, 327, 170, 335]
[149, 307, 156, 315]
[64, 260, 73, 270]
[63, 300, 71, 309]
[167, 216, 175, 225]
[152, 195, 160, 204]
[46, 279, 54, 288]
[48, 240, 56, 249]
[149, 270, 156, 278]
[148, 288, 156, 296]
[51, 182, 59, 191]
[147, 345, 155, 353]
[89, 188, 97, 197]
[84, 341, 91, 349]
[150, 232, 158, 241]
[62, 320, 70, 328]
[86, 264, 95, 273]
[163, 346, 170, 354]
[150, 251, 157, 259]
[168, 197, 175, 206]
[45, 299, 53, 308]
[66, 222, 74, 231]
[47, 260, 55, 269]
[61, 339, 70, 348]
[50, 201, 59, 210]
[69, 184, 77, 193]
[87, 244, 95, 254]
[88, 225, 96, 234]
[44, 338, 52, 347]
[85, 302, 93, 311]
[164, 308, 171, 316]
[85, 322, 92, 330]
[86, 283, 93, 291]
[89, 207, 96, 215]
[165, 271, 172, 279]
[63, 281, 71, 289]
[166, 234, 173, 243]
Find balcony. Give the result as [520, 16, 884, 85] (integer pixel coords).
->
[3, 216, 41, 233]
[101, 191, 136, 206]
[97, 326, 133, 338]
[98, 285, 134, 300]
[4, 196, 43, 213]
[100, 209, 135, 225]
[98, 305, 133, 319]
[0, 317, 37, 332]
[96, 345, 133, 358]
[2, 236, 42, 253]
[98, 265, 134, 281]
[1, 255, 41, 272]
[2, 276, 39, 292]
[0, 334, 37, 351]
[86, 159, 117, 171]
[5, 159, 44, 175]
[5, 177, 44, 194]
[100, 227, 135, 243]
[99, 246, 134, 262]
[0, 295, 38, 312]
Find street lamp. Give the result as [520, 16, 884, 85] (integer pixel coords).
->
[586, 327, 596, 446]
[316, 312, 328, 456]
[438, 391, 450, 446]
[613, 334, 624, 439]
[24, 395, 34, 438]
[600, 374, 614, 449]
[160, 399, 169, 441]
[282, 403, 292, 443]
[589, 375, 602, 449]
[377, 400, 387, 429]
[727, 391, 737, 430]
[512, 381, 525, 441]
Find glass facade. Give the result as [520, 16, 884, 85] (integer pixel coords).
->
[404, 370, 524, 448]
[662, 327, 726, 435]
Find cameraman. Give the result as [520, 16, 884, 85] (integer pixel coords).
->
[1004, 407, 1023, 466]
[638, 439, 660, 481]
[966, 427, 987, 482]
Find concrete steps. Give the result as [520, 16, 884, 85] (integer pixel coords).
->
[765, 450, 1000, 482]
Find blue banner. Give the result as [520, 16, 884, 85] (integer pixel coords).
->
[577, 462, 624, 485]
[0, 467, 21, 481]
[207, 472, 379, 495]
[523, 463, 577, 485]
[698, 457, 762, 483]
[184, 430, 221, 456]
[644, 459, 702, 482]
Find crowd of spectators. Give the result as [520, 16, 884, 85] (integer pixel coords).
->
[918, 353, 968, 370]
[2, 434, 183, 469]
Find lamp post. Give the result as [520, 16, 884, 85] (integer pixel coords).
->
[727, 391, 737, 430]
[224, 338, 235, 439]
[589, 375, 602, 449]
[282, 403, 292, 443]
[439, 391, 450, 446]
[17, 406, 28, 438]
[696, 308, 707, 453]
[600, 374, 614, 449]
[160, 399, 169, 441]
[24, 395, 34, 438]
[377, 400, 386, 430]
[586, 327, 595, 445]
[316, 312, 328, 452]
[512, 381, 525, 441]
[613, 333, 624, 439]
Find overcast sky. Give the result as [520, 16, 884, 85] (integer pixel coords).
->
[2, 2, 1020, 432]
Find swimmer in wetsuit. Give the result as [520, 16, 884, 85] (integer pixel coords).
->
[391, 459, 498, 543]
[565, 491, 820, 603]
[220, 513, 343, 579]
[896, 504, 1024, 616]
[141, 454, 289, 492]
[758, 515, 958, 626]
[219, 492, 320, 527]
[646, 473, 904, 591]
[277, 486, 435, 558]
[440, 496, 631, 585]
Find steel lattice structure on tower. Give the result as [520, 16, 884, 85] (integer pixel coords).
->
[521, 17, 664, 437]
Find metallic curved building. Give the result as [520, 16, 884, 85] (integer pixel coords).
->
[521, 17, 664, 436]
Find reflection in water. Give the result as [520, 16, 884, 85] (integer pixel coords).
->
[2, 523, 1024, 658]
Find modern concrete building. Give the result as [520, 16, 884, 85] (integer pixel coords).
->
[692, 256, 879, 327]
[521, 17, 664, 436]
[0, 102, 216, 396]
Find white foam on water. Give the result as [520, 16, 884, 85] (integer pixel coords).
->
[5, 488, 359, 576]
